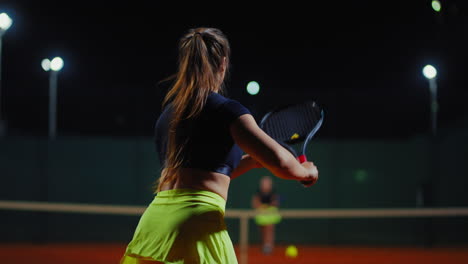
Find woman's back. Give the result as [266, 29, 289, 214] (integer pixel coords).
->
[155, 92, 251, 199]
[155, 92, 250, 176]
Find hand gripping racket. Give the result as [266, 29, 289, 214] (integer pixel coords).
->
[259, 101, 324, 185]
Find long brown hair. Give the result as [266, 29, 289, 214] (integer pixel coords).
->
[155, 27, 231, 192]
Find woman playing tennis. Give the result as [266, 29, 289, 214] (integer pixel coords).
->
[252, 176, 282, 255]
[120, 27, 319, 264]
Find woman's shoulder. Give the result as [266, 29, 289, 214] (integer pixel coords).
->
[207, 92, 251, 118]
[207, 91, 231, 105]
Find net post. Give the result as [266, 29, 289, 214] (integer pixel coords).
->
[239, 213, 249, 264]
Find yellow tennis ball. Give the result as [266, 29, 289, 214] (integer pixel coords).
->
[285, 245, 298, 258]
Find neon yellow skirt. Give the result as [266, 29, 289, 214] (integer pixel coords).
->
[120, 189, 238, 264]
[254, 205, 282, 226]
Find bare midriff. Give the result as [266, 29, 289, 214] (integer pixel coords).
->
[159, 168, 231, 200]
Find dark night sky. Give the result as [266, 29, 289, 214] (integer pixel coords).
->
[1, 0, 468, 139]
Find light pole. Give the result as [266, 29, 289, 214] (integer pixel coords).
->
[42, 57, 64, 140]
[420, 64, 439, 248]
[0, 12, 13, 136]
[422, 65, 438, 136]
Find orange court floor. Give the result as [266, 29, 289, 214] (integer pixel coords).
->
[0, 243, 468, 264]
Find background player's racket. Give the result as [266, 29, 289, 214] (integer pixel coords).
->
[259, 101, 324, 185]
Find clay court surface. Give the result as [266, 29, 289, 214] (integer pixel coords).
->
[1, 243, 468, 264]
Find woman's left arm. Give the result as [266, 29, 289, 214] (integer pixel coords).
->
[231, 154, 262, 180]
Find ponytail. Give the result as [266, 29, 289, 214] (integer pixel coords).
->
[155, 28, 230, 192]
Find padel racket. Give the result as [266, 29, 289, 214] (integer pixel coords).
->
[259, 101, 324, 185]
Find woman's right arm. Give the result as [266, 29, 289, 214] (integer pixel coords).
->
[230, 114, 318, 184]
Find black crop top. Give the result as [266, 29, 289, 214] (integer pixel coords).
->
[257, 191, 277, 205]
[154, 92, 251, 177]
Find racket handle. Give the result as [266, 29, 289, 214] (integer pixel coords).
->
[298, 154, 313, 186]
[298, 154, 307, 163]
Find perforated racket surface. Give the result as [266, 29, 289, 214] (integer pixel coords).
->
[260, 101, 324, 184]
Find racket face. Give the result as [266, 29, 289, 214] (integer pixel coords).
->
[260, 101, 324, 186]
[260, 101, 323, 145]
